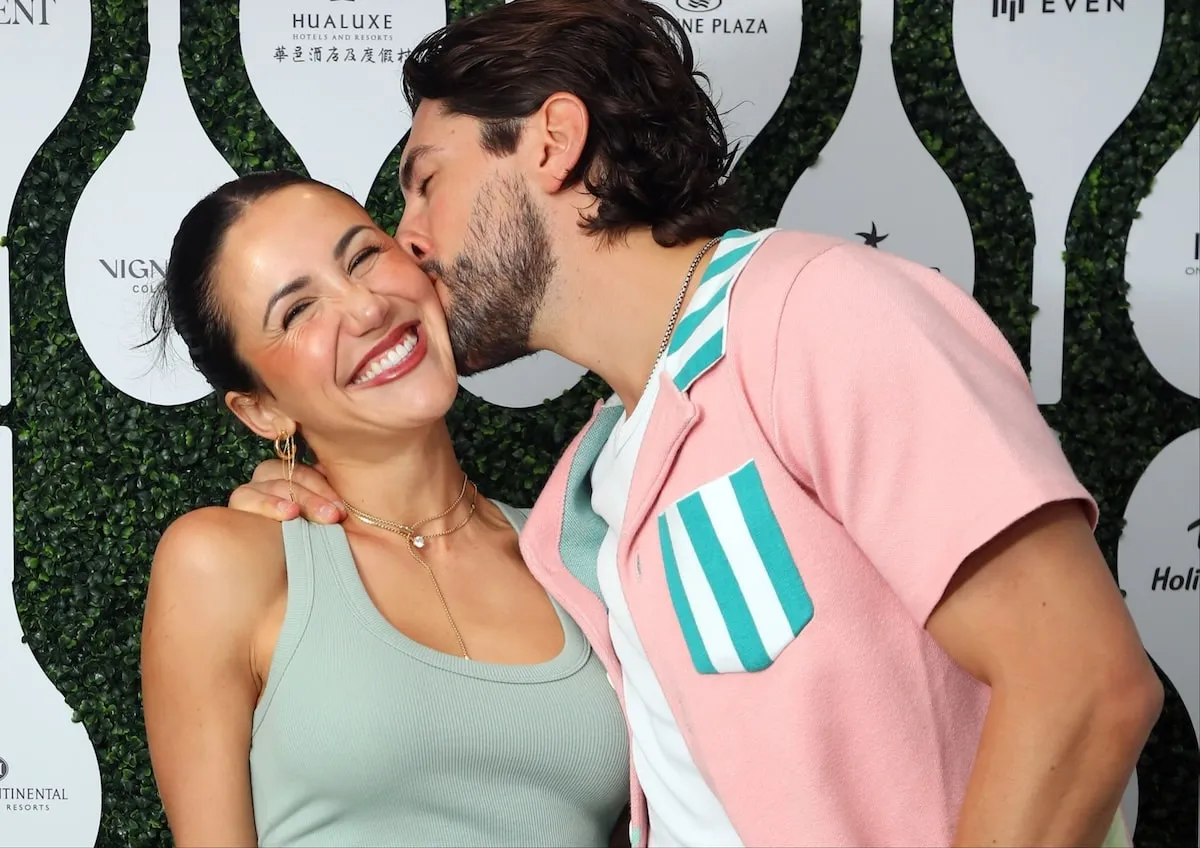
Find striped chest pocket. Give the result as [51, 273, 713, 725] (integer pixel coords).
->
[657, 460, 814, 675]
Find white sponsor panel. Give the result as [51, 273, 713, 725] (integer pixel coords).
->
[0, 0, 91, 407]
[654, 0, 802, 169]
[1126, 121, 1200, 399]
[0, 427, 103, 847]
[1118, 429, 1200, 841]
[64, 0, 230, 406]
[778, 0, 975, 294]
[240, 0, 446, 204]
[953, 0, 1164, 404]
[458, 353, 590, 410]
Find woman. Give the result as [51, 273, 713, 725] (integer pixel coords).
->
[140, 170, 630, 847]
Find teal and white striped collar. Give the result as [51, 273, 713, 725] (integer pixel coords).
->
[663, 227, 777, 394]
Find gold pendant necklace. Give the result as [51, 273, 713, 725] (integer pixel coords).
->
[339, 475, 479, 659]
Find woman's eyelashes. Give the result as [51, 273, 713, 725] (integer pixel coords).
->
[282, 300, 311, 329]
[349, 244, 382, 273]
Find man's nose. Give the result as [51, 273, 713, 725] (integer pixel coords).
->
[395, 214, 431, 263]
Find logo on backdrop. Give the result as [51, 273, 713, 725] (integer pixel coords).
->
[992, 0, 1127, 19]
[856, 222, 889, 248]
[269, 10, 404, 66]
[674, 5, 768, 35]
[852, 221, 946, 272]
[993, 0, 1025, 20]
[0, 757, 71, 813]
[1150, 562, 1200, 591]
[99, 258, 167, 295]
[0, 0, 54, 26]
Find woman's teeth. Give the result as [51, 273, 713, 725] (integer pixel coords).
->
[353, 330, 418, 385]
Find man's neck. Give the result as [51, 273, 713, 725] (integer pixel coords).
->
[539, 229, 722, 411]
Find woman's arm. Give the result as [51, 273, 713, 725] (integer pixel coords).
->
[141, 507, 275, 847]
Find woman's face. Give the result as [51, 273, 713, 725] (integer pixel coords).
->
[217, 183, 459, 449]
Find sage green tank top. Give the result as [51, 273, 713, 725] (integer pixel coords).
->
[248, 505, 630, 847]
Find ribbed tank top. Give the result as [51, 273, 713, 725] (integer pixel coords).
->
[248, 505, 630, 847]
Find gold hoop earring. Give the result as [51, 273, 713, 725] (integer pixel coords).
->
[274, 431, 297, 503]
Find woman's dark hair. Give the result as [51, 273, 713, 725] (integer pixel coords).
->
[401, 0, 742, 248]
[146, 169, 320, 395]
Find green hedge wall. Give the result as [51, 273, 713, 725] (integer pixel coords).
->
[4, 0, 1197, 845]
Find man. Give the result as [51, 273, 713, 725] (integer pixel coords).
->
[227, 1, 1161, 845]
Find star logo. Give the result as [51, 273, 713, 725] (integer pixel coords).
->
[855, 222, 889, 248]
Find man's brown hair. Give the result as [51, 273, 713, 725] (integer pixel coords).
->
[402, 0, 742, 247]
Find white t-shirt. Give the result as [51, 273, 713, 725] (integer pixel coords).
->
[590, 365, 743, 848]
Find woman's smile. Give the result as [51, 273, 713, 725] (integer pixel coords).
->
[348, 321, 428, 389]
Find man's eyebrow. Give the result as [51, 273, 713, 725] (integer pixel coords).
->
[400, 144, 437, 192]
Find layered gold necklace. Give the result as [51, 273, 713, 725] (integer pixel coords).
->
[340, 475, 479, 659]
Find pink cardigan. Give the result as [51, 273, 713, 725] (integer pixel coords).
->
[520, 229, 1113, 847]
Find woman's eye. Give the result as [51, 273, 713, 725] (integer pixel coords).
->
[350, 245, 381, 272]
[282, 301, 309, 328]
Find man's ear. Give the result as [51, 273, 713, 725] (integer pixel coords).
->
[526, 92, 590, 194]
[225, 390, 294, 443]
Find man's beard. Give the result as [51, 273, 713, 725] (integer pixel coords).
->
[422, 176, 556, 376]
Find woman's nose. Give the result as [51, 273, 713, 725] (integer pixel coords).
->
[342, 283, 387, 331]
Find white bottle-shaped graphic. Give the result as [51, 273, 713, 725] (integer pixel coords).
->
[0, 428, 103, 846]
[1117, 428, 1200, 843]
[650, 0, 803, 169]
[0, 0, 91, 407]
[64, 0, 234, 406]
[953, 0, 1163, 404]
[777, 0, 976, 295]
[1120, 770, 1139, 845]
[458, 352, 592, 410]
[1126, 121, 1199, 399]
[240, 0, 446, 204]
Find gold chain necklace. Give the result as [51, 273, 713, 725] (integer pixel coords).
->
[339, 475, 479, 659]
[645, 236, 721, 393]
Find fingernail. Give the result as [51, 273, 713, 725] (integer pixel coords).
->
[318, 504, 338, 521]
[278, 501, 295, 516]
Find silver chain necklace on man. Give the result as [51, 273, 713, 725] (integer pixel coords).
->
[645, 236, 721, 393]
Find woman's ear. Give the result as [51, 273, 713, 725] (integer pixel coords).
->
[225, 390, 294, 442]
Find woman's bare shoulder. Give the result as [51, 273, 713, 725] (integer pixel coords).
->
[149, 506, 288, 605]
